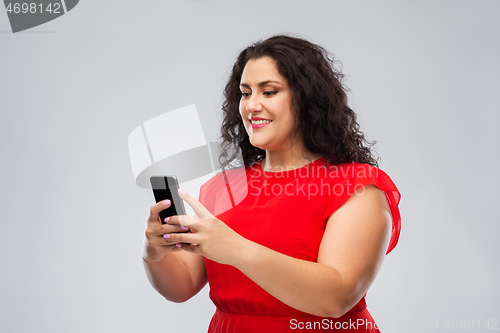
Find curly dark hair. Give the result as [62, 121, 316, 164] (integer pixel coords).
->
[219, 34, 378, 168]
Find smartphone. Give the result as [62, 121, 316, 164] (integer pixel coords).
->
[150, 175, 186, 224]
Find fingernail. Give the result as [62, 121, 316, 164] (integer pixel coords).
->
[181, 226, 189, 231]
[178, 188, 186, 196]
[175, 243, 182, 248]
[164, 217, 170, 223]
[163, 234, 170, 239]
[163, 200, 171, 206]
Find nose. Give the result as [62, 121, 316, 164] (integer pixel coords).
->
[246, 94, 263, 113]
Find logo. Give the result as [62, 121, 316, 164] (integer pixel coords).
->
[3, 0, 79, 33]
[128, 105, 248, 216]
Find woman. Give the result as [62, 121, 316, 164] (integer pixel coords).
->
[143, 35, 401, 332]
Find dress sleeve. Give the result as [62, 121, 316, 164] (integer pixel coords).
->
[198, 181, 215, 215]
[322, 163, 401, 254]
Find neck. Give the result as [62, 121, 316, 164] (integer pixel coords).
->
[261, 146, 324, 172]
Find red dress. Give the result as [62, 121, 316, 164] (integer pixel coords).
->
[198, 157, 401, 332]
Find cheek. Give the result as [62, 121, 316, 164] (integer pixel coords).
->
[281, 112, 296, 134]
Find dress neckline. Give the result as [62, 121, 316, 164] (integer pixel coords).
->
[254, 156, 326, 177]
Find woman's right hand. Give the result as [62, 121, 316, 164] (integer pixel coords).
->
[143, 199, 190, 263]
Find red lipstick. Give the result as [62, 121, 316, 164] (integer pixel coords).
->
[249, 117, 273, 129]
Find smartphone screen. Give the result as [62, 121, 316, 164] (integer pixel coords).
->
[150, 176, 186, 224]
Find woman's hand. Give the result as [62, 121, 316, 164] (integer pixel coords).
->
[166, 189, 249, 266]
[143, 199, 191, 263]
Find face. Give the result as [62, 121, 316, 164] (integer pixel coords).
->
[239, 57, 298, 152]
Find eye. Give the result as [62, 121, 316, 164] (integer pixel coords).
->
[241, 92, 251, 99]
[263, 91, 277, 96]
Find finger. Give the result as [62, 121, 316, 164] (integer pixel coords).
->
[157, 244, 183, 253]
[167, 231, 198, 245]
[148, 200, 172, 224]
[161, 223, 190, 234]
[167, 215, 199, 228]
[145, 231, 185, 249]
[160, 227, 190, 245]
[161, 233, 178, 245]
[177, 243, 202, 255]
[178, 188, 213, 220]
[145, 219, 187, 241]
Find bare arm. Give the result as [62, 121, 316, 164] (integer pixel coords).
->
[234, 185, 391, 316]
[169, 185, 392, 317]
[143, 200, 207, 303]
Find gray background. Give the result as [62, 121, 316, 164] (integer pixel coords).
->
[1, 1, 499, 332]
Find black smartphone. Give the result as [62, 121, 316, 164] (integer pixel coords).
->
[150, 175, 186, 224]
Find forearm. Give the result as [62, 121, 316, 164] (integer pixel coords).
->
[143, 240, 206, 303]
[232, 240, 354, 318]
[168, 185, 390, 316]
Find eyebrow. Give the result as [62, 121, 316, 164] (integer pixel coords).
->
[239, 80, 283, 88]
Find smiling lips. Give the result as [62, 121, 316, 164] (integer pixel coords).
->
[249, 117, 273, 129]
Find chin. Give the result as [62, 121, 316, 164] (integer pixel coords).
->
[249, 139, 267, 150]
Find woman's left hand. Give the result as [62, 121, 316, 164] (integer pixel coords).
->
[165, 189, 248, 266]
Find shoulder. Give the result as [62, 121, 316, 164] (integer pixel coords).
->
[200, 165, 253, 194]
[318, 162, 397, 193]
[199, 165, 253, 214]
[320, 162, 401, 254]
[321, 162, 381, 181]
